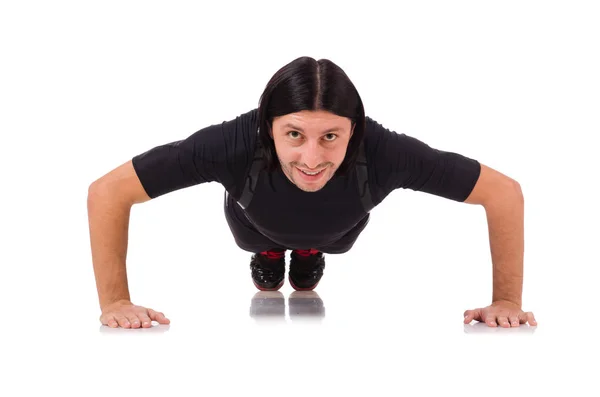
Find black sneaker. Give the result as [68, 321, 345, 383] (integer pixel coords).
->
[250, 249, 286, 291]
[289, 249, 325, 291]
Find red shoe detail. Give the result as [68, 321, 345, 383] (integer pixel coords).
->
[259, 249, 286, 259]
[293, 248, 320, 257]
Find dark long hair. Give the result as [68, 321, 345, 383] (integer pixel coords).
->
[257, 56, 366, 176]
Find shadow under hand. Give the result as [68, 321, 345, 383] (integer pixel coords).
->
[99, 322, 171, 335]
[464, 322, 537, 335]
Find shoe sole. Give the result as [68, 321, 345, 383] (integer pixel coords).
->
[253, 278, 284, 291]
[288, 274, 319, 291]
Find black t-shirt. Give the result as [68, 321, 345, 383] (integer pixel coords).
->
[132, 108, 481, 250]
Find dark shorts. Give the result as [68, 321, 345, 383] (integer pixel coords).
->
[223, 190, 369, 254]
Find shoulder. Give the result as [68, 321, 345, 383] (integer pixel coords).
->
[363, 115, 405, 146]
[189, 108, 259, 156]
[363, 115, 410, 158]
[363, 115, 437, 158]
[225, 107, 259, 131]
[207, 107, 259, 140]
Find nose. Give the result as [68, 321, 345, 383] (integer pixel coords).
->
[302, 141, 323, 169]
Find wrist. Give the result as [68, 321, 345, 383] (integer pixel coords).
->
[492, 299, 522, 309]
[101, 298, 132, 311]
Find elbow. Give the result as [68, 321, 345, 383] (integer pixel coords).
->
[88, 179, 107, 197]
[87, 180, 107, 207]
[512, 180, 524, 203]
[87, 179, 117, 204]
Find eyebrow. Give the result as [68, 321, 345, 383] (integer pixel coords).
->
[282, 123, 343, 134]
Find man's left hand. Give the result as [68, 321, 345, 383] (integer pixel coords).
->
[464, 300, 537, 327]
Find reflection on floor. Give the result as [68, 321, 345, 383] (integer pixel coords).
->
[250, 291, 325, 323]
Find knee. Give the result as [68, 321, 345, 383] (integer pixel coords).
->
[319, 245, 352, 255]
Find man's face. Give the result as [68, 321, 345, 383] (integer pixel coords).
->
[271, 110, 354, 192]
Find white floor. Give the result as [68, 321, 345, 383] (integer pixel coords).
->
[4, 184, 598, 396]
[2, 2, 599, 395]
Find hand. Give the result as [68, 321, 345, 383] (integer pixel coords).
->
[463, 300, 537, 327]
[100, 299, 170, 328]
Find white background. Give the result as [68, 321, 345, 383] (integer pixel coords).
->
[1, 0, 599, 395]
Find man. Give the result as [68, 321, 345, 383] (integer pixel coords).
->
[88, 56, 537, 329]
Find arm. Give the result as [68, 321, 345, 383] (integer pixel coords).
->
[363, 119, 534, 325]
[87, 160, 151, 310]
[88, 110, 254, 328]
[464, 163, 524, 307]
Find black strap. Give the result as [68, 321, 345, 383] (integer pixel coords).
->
[356, 142, 374, 213]
[237, 140, 264, 210]
[237, 140, 373, 213]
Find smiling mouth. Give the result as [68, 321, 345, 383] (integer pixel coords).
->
[296, 167, 325, 176]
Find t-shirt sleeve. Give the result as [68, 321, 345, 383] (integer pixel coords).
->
[131, 108, 258, 199]
[366, 116, 481, 203]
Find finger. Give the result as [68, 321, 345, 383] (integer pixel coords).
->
[509, 315, 520, 327]
[526, 312, 538, 326]
[100, 314, 119, 328]
[485, 315, 498, 327]
[105, 315, 119, 328]
[464, 309, 483, 323]
[126, 314, 141, 328]
[464, 310, 474, 324]
[497, 316, 510, 328]
[115, 314, 131, 328]
[518, 311, 534, 325]
[148, 308, 170, 324]
[464, 310, 481, 324]
[519, 315, 527, 324]
[137, 312, 153, 328]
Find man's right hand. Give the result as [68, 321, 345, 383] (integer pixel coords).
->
[100, 300, 171, 328]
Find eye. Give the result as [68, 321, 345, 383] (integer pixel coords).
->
[287, 131, 338, 142]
